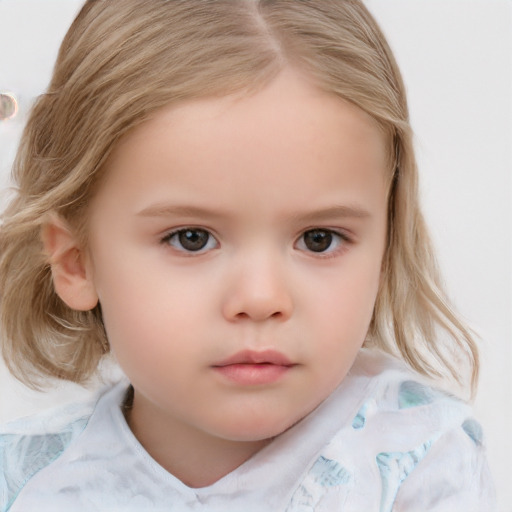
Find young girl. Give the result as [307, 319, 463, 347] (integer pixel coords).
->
[0, 1, 495, 510]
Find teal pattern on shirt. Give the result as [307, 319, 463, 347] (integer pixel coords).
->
[0, 416, 89, 512]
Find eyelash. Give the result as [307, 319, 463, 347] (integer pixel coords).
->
[160, 227, 353, 257]
[160, 228, 219, 254]
[296, 228, 352, 259]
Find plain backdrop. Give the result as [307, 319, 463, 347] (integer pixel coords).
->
[0, 1, 511, 510]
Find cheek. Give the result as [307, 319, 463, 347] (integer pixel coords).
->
[100, 294, 196, 394]
[311, 259, 381, 328]
[304, 267, 379, 374]
[95, 261, 213, 361]
[308, 266, 380, 382]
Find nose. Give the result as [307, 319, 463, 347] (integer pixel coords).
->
[221, 253, 293, 322]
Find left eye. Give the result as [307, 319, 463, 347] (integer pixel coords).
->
[296, 229, 346, 254]
[162, 228, 218, 253]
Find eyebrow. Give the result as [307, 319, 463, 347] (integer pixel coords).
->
[137, 203, 371, 222]
[136, 204, 228, 220]
[292, 205, 371, 223]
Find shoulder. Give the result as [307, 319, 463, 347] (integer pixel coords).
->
[391, 418, 496, 511]
[348, 349, 496, 511]
[0, 384, 119, 512]
[349, 348, 473, 428]
[292, 349, 495, 511]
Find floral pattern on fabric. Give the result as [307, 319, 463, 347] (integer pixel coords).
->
[0, 416, 88, 512]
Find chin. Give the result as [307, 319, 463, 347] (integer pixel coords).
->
[214, 412, 304, 443]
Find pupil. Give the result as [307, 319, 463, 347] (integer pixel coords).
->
[304, 230, 332, 252]
[179, 229, 209, 251]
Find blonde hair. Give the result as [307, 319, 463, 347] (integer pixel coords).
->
[0, 0, 478, 393]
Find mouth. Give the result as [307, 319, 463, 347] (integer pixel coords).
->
[212, 350, 296, 386]
[213, 349, 294, 367]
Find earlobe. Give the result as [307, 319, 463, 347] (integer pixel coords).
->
[41, 216, 99, 311]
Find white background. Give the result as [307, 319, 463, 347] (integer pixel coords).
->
[0, 1, 510, 509]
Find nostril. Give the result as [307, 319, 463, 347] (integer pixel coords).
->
[233, 309, 287, 322]
[222, 273, 294, 322]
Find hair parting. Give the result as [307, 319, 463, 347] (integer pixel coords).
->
[0, 0, 478, 396]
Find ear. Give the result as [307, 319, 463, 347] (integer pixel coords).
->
[41, 216, 99, 311]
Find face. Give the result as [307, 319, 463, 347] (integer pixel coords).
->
[84, 69, 389, 445]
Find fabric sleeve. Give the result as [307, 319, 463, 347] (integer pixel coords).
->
[392, 419, 496, 512]
[0, 408, 91, 512]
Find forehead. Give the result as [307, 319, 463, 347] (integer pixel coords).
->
[94, 69, 389, 220]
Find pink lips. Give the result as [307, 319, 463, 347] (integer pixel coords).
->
[212, 350, 295, 385]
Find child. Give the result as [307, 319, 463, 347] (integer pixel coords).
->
[0, 0, 495, 510]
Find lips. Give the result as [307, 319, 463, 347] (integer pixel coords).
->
[212, 350, 295, 385]
[213, 349, 294, 367]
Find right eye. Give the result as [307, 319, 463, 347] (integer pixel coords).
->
[161, 228, 218, 253]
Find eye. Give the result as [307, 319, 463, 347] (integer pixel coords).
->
[296, 229, 348, 254]
[162, 228, 218, 253]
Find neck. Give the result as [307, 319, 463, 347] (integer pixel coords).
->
[125, 391, 272, 488]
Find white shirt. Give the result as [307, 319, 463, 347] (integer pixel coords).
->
[0, 349, 496, 511]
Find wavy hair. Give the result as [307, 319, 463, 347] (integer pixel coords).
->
[0, 0, 478, 394]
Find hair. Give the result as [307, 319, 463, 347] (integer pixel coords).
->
[0, 0, 478, 395]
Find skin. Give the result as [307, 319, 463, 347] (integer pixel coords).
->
[47, 68, 389, 488]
